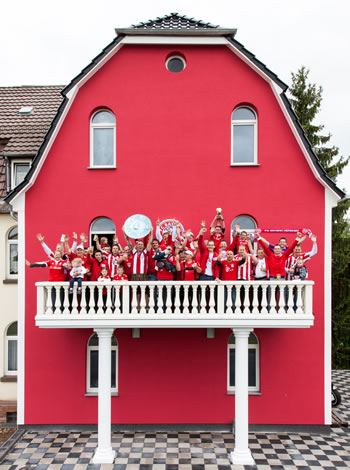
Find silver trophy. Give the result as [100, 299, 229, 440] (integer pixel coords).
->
[124, 214, 152, 239]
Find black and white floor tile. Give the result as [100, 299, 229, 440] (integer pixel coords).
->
[1, 371, 349, 470]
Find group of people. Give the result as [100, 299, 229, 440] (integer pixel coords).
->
[26, 211, 317, 292]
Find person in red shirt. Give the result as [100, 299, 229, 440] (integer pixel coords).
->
[210, 210, 226, 250]
[87, 250, 110, 281]
[26, 250, 70, 310]
[176, 250, 202, 281]
[112, 265, 129, 282]
[216, 250, 242, 309]
[148, 238, 160, 281]
[198, 222, 219, 280]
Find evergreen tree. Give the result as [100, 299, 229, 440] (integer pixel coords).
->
[289, 66, 350, 369]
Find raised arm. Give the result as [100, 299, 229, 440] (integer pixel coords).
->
[155, 219, 162, 242]
[94, 234, 102, 251]
[71, 232, 78, 253]
[36, 233, 53, 258]
[122, 225, 133, 250]
[146, 227, 154, 252]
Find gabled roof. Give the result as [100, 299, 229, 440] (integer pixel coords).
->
[115, 12, 237, 36]
[4, 14, 345, 204]
[0, 86, 64, 204]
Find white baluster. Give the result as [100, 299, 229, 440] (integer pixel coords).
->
[131, 286, 138, 314]
[105, 285, 113, 315]
[114, 286, 121, 314]
[209, 284, 216, 313]
[217, 283, 224, 314]
[62, 285, 70, 315]
[200, 285, 207, 313]
[80, 285, 88, 315]
[46, 285, 54, 315]
[243, 284, 250, 314]
[269, 284, 277, 314]
[226, 285, 233, 314]
[148, 285, 155, 315]
[174, 285, 181, 314]
[234, 285, 242, 314]
[97, 285, 104, 315]
[183, 285, 190, 314]
[260, 285, 268, 315]
[303, 283, 313, 316]
[139, 285, 147, 315]
[165, 285, 172, 314]
[287, 284, 294, 314]
[252, 284, 259, 314]
[71, 287, 79, 315]
[122, 284, 130, 315]
[296, 285, 303, 314]
[192, 285, 199, 313]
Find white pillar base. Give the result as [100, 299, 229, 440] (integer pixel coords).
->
[92, 447, 116, 464]
[230, 449, 255, 466]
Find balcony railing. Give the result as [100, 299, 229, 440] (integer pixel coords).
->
[35, 280, 314, 329]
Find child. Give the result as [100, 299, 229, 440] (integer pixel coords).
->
[98, 267, 111, 282]
[291, 257, 308, 280]
[112, 265, 129, 281]
[69, 257, 87, 294]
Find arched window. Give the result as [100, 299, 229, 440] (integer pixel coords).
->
[5, 322, 18, 375]
[228, 332, 259, 393]
[86, 333, 118, 393]
[7, 226, 18, 278]
[231, 215, 257, 245]
[90, 110, 116, 168]
[90, 217, 116, 248]
[231, 106, 257, 165]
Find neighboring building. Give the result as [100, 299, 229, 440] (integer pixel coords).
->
[5, 14, 344, 465]
[0, 86, 63, 422]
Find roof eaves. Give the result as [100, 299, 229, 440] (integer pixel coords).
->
[226, 36, 288, 91]
[63, 34, 124, 95]
[115, 28, 237, 37]
[279, 93, 345, 198]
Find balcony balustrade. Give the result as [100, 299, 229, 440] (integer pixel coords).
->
[35, 280, 314, 329]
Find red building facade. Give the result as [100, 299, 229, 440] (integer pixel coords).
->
[7, 13, 343, 438]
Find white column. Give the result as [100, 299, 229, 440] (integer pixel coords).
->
[92, 328, 116, 464]
[230, 328, 255, 466]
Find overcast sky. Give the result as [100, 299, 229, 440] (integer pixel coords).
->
[1, 0, 349, 194]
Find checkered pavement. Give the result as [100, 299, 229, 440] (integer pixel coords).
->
[0, 371, 349, 469]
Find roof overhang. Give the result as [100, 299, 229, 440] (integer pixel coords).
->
[115, 28, 237, 37]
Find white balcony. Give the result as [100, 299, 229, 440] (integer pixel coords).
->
[35, 280, 314, 329]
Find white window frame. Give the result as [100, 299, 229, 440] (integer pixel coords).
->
[231, 106, 258, 166]
[5, 322, 18, 376]
[89, 217, 116, 247]
[11, 159, 31, 189]
[86, 334, 118, 394]
[7, 226, 18, 279]
[227, 333, 260, 393]
[89, 109, 116, 169]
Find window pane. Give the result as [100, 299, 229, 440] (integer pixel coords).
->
[248, 349, 256, 387]
[7, 322, 18, 336]
[233, 125, 254, 163]
[92, 111, 115, 124]
[232, 107, 255, 120]
[88, 334, 98, 346]
[91, 217, 116, 232]
[9, 243, 18, 275]
[230, 348, 257, 388]
[90, 350, 98, 388]
[93, 128, 114, 166]
[232, 216, 257, 231]
[8, 227, 18, 240]
[14, 164, 30, 187]
[8, 340, 17, 371]
[111, 350, 116, 388]
[229, 349, 235, 387]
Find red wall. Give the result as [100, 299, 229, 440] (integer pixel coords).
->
[24, 44, 325, 424]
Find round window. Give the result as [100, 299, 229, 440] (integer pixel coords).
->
[166, 56, 186, 73]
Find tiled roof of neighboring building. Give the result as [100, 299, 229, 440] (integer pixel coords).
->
[0, 86, 64, 155]
[116, 12, 237, 36]
[0, 85, 64, 204]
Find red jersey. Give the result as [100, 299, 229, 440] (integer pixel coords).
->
[218, 259, 240, 281]
[121, 255, 133, 280]
[237, 239, 250, 253]
[112, 274, 128, 281]
[87, 254, 110, 281]
[261, 239, 298, 277]
[178, 261, 198, 281]
[132, 248, 148, 274]
[46, 259, 67, 282]
[156, 255, 176, 280]
[147, 248, 158, 276]
[236, 255, 254, 280]
[211, 232, 224, 250]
